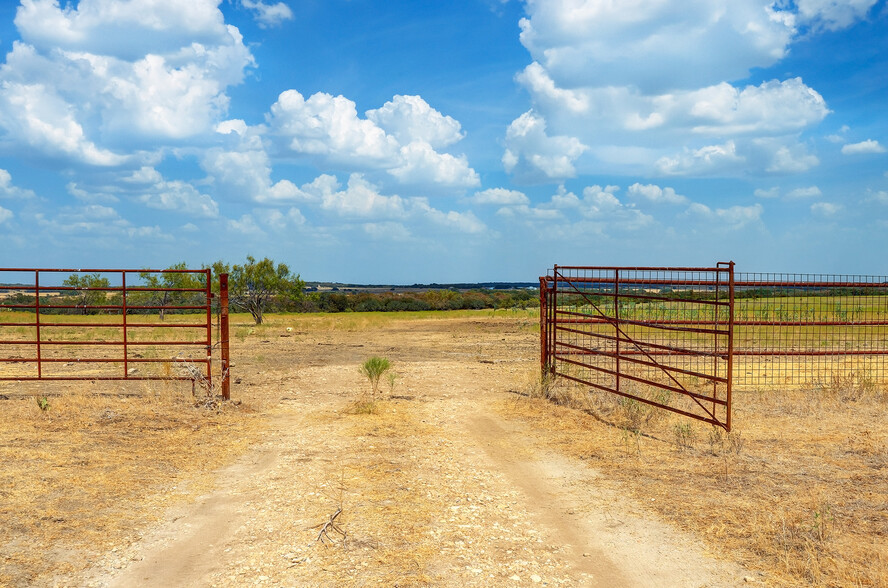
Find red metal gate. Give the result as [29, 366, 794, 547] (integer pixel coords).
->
[0, 268, 230, 399]
[540, 264, 734, 430]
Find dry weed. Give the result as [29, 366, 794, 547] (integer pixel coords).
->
[0, 382, 264, 587]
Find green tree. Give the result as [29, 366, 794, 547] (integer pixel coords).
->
[137, 262, 205, 320]
[211, 256, 304, 325]
[63, 273, 110, 315]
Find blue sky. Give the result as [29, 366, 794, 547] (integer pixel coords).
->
[0, 0, 885, 283]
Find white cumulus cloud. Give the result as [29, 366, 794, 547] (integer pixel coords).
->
[505, 1, 845, 180]
[811, 201, 842, 216]
[842, 139, 886, 155]
[0, 168, 36, 199]
[268, 91, 478, 189]
[786, 186, 822, 199]
[138, 180, 219, 218]
[470, 188, 529, 205]
[687, 202, 764, 228]
[503, 110, 587, 180]
[794, 0, 879, 32]
[0, 0, 255, 164]
[628, 183, 688, 205]
[367, 95, 464, 149]
[241, 0, 294, 28]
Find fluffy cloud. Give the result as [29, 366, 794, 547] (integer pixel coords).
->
[67, 181, 118, 204]
[506, 1, 844, 180]
[518, 0, 796, 93]
[811, 201, 842, 216]
[0, 205, 12, 223]
[503, 110, 587, 180]
[754, 187, 780, 199]
[794, 0, 879, 32]
[389, 141, 479, 188]
[687, 202, 764, 228]
[318, 174, 407, 218]
[268, 91, 478, 188]
[34, 202, 171, 242]
[499, 184, 652, 232]
[413, 202, 487, 234]
[786, 186, 822, 199]
[14, 0, 231, 58]
[765, 142, 820, 172]
[284, 172, 487, 235]
[137, 180, 219, 218]
[269, 90, 399, 167]
[202, 130, 304, 204]
[656, 141, 746, 176]
[0, 80, 127, 165]
[470, 188, 529, 205]
[628, 183, 688, 205]
[0, 168, 36, 199]
[241, 0, 294, 28]
[367, 95, 464, 149]
[0, 0, 255, 164]
[842, 139, 886, 155]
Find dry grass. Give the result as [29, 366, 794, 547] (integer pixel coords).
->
[302, 399, 441, 586]
[0, 381, 266, 587]
[505, 369, 888, 587]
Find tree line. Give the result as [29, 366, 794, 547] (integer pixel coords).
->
[1, 256, 538, 324]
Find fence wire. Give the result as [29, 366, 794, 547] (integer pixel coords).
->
[733, 273, 888, 388]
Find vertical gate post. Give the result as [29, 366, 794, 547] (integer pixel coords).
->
[35, 270, 42, 379]
[726, 261, 735, 432]
[614, 269, 621, 394]
[220, 273, 231, 401]
[122, 271, 128, 378]
[539, 277, 548, 375]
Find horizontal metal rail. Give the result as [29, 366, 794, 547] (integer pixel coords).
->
[542, 264, 734, 430]
[542, 264, 888, 430]
[0, 268, 217, 387]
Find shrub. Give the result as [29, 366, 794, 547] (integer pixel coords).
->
[360, 357, 392, 399]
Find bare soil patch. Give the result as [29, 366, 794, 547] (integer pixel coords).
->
[2, 311, 883, 586]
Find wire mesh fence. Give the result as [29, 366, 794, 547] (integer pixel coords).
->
[733, 273, 888, 388]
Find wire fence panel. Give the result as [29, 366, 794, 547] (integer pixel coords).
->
[733, 273, 888, 388]
[541, 264, 734, 431]
[0, 268, 214, 385]
[540, 264, 888, 430]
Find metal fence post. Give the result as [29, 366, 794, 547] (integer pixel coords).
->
[220, 273, 231, 401]
[539, 276, 548, 375]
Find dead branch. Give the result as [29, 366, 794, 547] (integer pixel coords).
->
[314, 507, 346, 544]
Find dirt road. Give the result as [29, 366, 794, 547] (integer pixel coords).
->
[74, 316, 748, 587]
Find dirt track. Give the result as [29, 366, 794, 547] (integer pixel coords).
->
[67, 315, 748, 586]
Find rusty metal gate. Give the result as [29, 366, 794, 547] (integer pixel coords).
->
[540, 264, 734, 430]
[0, 268, 231, 399]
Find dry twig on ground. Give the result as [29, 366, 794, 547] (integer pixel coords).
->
[314, 507, 346, 544]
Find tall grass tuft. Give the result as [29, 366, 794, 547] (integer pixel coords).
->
[360, 356, 392, 399]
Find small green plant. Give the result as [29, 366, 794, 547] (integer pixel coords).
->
[707, 426, 723, 455]
[809, 504, 834, 542]
[36, 396, 50, 412]
[386, 371, 399, 396]
[673, 422, 696, 451]
[360, 356, 392, 399]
